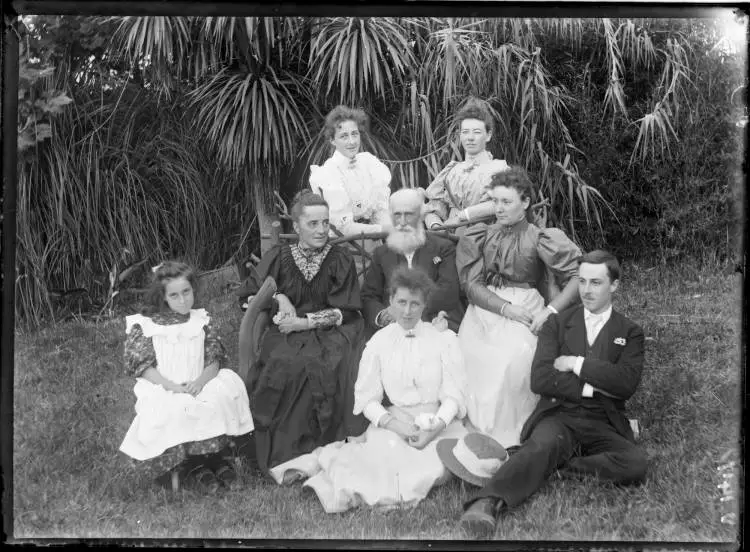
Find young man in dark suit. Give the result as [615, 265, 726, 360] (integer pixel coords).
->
[459, 249, 648, 537]
[361, 188, 464, 335]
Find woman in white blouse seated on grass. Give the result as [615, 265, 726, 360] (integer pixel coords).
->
[269, 267, 468, 513]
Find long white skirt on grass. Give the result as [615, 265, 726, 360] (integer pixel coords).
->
[269, 403, 467, 513]
[459, 286, 544, 448]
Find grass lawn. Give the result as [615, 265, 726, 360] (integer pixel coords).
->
[10, 262, 742, 544]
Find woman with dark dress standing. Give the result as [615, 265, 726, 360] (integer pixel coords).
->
[236, 191, 366, 473]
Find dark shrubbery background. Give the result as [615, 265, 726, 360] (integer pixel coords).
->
[13, 15, 745, 328]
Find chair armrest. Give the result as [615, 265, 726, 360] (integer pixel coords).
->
[237, 276, 277, 386]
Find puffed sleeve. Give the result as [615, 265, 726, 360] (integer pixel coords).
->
[360, 152, 392, 224]
[455, 222, 489, 291]
[310, 163, 356, 232]
[326, 247, 362, 323]
[123, 322, 157, 378]
[424, 161, 460, 221]
[234, 245, 283, 308]
[537, 227, 582, 286]
[353, 337, 386, 415]
[437, 331, 467, 419]
[203, 320, 227, 367]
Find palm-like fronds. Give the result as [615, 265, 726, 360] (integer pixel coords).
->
[189, 66, 310, 173]
[308, 17, 415, 105]
[630, 101, 679, 164]
[110, 16, 193, 93]
[418, 20, 496, 111]
[600, 18, 629, 120]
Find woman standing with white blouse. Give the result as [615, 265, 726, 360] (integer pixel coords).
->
[268, 267, 468, 513]
[309, 105, 392, 239]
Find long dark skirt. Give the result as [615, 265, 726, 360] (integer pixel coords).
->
[247, 318, 368, 473]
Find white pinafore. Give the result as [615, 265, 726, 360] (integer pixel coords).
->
[119, 309, 254, 461]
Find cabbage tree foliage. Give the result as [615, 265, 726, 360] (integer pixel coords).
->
[111, 15, 705, 238]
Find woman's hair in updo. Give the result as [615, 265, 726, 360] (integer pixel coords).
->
[388, 266, 436, 304]
[291, 189, 329, 221]
[455, 97, 495, 134]
[488, 167, 537, 222]
[323, 105, 369, 140]
[143, 260, 198, 314]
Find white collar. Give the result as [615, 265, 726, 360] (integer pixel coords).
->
[464, 150, 492, 164]
[332, 150, 358, 167]
[395, 319, 425, 338]
[584, 305, 613, 323]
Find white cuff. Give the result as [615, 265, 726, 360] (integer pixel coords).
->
[573, 356, 584, 376]
[546, 304, 558, 314]
[581, 383, 595, 398]
[362, 401, 388, 425]
[435, 398, 459, 427]
[425, 213, 443, 229]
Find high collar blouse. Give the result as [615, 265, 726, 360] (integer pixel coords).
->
[456, 219, 582, 291]
[353, 321, 467, 418]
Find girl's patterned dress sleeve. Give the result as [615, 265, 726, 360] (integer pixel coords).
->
[203, 321, 228, 368]
[124, 323, 157, 378]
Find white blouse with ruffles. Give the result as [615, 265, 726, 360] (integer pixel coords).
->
[309, 150, 392, 236]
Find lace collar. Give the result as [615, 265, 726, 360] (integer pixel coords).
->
[290, 242, 332, 281]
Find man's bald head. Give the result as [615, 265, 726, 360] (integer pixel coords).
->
[389, 188, 426, 229]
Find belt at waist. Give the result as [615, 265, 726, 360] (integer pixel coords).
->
[486, 273, 532, 289]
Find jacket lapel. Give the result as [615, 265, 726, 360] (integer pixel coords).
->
[563, 306, 587, 356]
[600, 310, 624, 362]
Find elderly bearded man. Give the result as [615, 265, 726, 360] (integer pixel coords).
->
[361, 188, 464, 336]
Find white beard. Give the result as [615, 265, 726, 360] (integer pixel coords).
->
[386, 225, 427, 255]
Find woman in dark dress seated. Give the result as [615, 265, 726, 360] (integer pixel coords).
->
[236, 190, 366, 472]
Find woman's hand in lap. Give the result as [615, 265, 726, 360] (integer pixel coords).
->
[275, 293, 297, 319]
[407, 421, 447, 450]
[503, 304, 533, 327]
[277, 316, 311, 334]
[164, 381, 189, 394]
[384, 419, 420, 442]
[183, 380, 205, 396]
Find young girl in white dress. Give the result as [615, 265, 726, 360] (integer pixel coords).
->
[119, 261, 255, 491]
[269, 267, 468, 513]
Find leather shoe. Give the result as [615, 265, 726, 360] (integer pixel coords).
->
[459, 497, 498, 538]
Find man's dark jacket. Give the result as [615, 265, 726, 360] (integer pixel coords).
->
[361, 234, 464, 334]
[521, 304, 645, 443]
